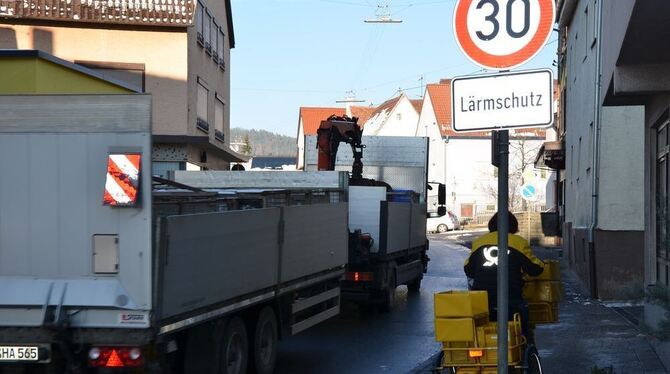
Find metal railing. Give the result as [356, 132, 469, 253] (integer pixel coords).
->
[0, 0, 194, 27]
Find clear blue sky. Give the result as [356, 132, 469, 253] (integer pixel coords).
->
[230, 0, 558, 136]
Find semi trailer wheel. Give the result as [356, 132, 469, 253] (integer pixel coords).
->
[250, 307, 278, 374]
[219, 317, 248, 374]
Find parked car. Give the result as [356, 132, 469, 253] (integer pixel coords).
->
[448, 211, 462, 231]
[427, 211, 461, 233]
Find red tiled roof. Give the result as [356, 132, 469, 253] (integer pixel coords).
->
[299, 107, 346, 136]
[351, 105, 375, 126]
[410, 99, 423, 114]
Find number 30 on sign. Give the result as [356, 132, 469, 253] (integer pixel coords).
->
[453, 0, 555, 70]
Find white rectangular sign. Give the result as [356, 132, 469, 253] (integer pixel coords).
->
[451, 69, 554, 132]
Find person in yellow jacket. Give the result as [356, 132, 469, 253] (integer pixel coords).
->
[464, 212, 544, 337]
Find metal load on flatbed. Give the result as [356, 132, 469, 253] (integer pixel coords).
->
[304, 135, 430, 255]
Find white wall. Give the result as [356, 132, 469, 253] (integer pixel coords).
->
[598, 106, 645, 231]
[363, 96, 419, 137]
[416, 92, 447, 186]
[296, 120, 305, 170]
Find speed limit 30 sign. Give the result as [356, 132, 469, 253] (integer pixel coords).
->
[454, 0, 555, 70]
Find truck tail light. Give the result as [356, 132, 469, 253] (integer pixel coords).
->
[345, 271, 373, 282]
[88, 346, 143, 368]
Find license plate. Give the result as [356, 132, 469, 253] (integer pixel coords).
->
[0, 346, 40, 362]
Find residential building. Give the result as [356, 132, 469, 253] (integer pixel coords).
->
[590, 1, 670, 342]
[0, 0, 244, 176]
[417, 80, 550, 221]
[552, 0, 645, 300]
[362, 93, 422, 137]
[295, 105, 373, 170]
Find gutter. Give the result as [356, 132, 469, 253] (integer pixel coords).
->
[558, 0, 579, 28]
[589, 0, 604, 242]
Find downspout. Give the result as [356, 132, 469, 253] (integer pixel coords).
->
[589, 0, 604, 241]
[588, 0, 604, 296]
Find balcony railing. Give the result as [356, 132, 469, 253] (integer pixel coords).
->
[0, 0, 194, 27]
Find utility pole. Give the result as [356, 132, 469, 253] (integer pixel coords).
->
[336, 91, 366, 117]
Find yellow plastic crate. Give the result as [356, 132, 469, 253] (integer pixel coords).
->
[526, 259, 561, 281]
[434, 290, 489, 318]
[523, 280, 562, 302]
[441, 341, 476, 366]
[435, 317, 478, 342]
[474, 320, 523, 365]
[528, 302, 559, 324]
[455, 368, 480, 374]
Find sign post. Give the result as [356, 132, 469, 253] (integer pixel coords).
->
[452, 0, 555, 372]
[496, 129, 509, 372]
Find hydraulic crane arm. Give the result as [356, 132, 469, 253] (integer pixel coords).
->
[316, 115, 365, 181]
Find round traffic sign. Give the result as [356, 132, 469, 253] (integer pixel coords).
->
[453, 0, 555, 70]
[520, 183, 538, 201]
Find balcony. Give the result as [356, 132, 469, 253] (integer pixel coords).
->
[0, 0, 194, 27]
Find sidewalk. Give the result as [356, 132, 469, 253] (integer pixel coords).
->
[535, 247, 666, 373]
[411, 247, 668, 373]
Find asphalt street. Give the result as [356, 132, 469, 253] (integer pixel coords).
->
[273, 232, 473, 374]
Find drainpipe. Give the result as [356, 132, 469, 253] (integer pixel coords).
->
[588, 0, 604, 296]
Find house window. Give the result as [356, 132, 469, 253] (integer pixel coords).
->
[397, 113, 402, 121]
[212, 20, 219, 62]
[204, 10, 212, 54]
[196, 1, 204, 45]
[75, 61, 145, 92]
[197, 78, 209, 133]
[218, 28, 225, 69]
[214, 94, 225, 142]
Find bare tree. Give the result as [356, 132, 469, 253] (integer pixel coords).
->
[483, 138, 543, 212]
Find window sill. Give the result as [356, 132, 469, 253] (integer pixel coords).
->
[196, 118, 210, 133]
[215, 130, 225, 142]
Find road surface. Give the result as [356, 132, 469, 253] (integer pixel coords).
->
[274, 232, 473, 374]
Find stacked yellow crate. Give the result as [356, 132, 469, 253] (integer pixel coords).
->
[434, 291, 489, 366]
[523, 260, 562, 324]
[434, 291, 524, 368]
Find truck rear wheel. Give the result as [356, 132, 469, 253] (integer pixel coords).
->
[219, 317, 249, 374]
[250, 307, 278, 374]
[408, 276, 422, 292]
[380, 272, 396, 313]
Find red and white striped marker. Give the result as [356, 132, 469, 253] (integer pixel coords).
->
[103, 154, 141, 206]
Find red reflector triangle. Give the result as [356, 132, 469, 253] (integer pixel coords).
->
[106, 349, 125, 367]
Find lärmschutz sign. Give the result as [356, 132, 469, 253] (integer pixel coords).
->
[450, 69, 554, 133]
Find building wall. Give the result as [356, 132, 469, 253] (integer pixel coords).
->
[297, 121, 306, 170]
[561, 0, 645, 298]
[598, 106, 645, 231]
[0, 25, 189, 136]
[363, 97, 419, 137]
[599, 0, 636, 101]
[562, 0, 597, 230]
[415, 92, 447, 186]
[188, 0, 232, 150]
[445, 138, 496, 218]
